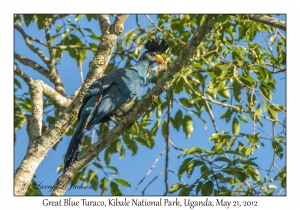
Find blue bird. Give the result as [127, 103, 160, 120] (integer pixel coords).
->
[63, 37, 169, 172]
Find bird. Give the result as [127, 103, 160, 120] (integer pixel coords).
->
[63, 37, 169, 172]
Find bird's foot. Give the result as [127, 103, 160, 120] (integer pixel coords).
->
[108, 114, 118, 125]
[118, 108, 133, 118]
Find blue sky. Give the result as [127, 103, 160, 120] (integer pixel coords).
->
[14, 14, 286, 196]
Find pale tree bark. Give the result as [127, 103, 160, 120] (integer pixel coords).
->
[51, 15, 216, 196]
[14, 14, 128, 195]
[249, 14, 286, 31]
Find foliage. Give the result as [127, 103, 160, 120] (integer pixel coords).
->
[14, 14, 286, 196]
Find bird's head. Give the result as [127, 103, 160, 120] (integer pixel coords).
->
[141, 37, 169, 64]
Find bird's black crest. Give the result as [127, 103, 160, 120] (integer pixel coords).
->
[145, 37, 169, 54]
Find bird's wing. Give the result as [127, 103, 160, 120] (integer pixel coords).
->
[79, 68, 143, 130]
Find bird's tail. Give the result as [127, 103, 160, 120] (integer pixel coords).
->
[63, 114, 89, 173]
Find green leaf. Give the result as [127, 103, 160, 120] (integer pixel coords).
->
[245, 147, 253, 156]
[49, 34, 60, 43]
[183, 115, 193, 138]
[25, 179, 43, 196]
[269, 185, 278, 190]
[223, 168, 246, 182]
[214, 157, 232, 164]
[119, 145, 125, 159]
[92, 162, 103, 169]
[173, 109, 183, 131]
[23, 14, 34, 27]
[90, 174, 99, 191]
[222, 167, 244, 174]
[104, 139, 121, 164]
[182, 147, 203, 156]
[178, 157, 193, 179]
[272, 141, 283, 159]
[169, 183, 185, 194]
[179, 98, 193, 108]
[106, 165, 119, 174]
[36, 15, 45, 30]
[78, 49, 87, 66]
[110, 181, 122, 196]
[75, 14, 83, 21]
[187, 160, 205, 177]
[56, 24, 63, 32]
[89, 35, 101, 42]
[249, 166, 260, 181]
[268, 106, 278, 121]
[196, 182, 203, 195]
[233, 79, 241, 102]
[86, 14, 97, 22]
[123, 134, 138, 156]
[237, 115, 248, 123]
[178, 186, 193, 195]
[232, 117, 240, 136]
[114, 178, 131, 187]
[161, 120, 167, 137]
[99, 177, 108, 195]
[202, 181, 213, 196]
[220, 108, 233, 123]
[87, 170, 97, 183]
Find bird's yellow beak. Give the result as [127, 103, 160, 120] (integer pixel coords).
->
[155, 55, 164, 64]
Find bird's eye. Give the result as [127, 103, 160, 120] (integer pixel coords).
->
[151, 53, 155, 57]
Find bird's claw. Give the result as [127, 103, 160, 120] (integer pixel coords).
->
[118, 108, 133, 118]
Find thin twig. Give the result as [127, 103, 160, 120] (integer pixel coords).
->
[14, 65, 33, 87]
[164, 90, 172, 195]
[276, 28, 286, 39]
[45, 18, 66, 96]
[133, 150, 166, 195]
[258, 122, 277, 193]
[142, 171, 165, 195]
[136, 15, 155, 34]
[201, 82, 218, 133]
[79, 64, 84, 84]
[14, 23, 50, 64]
[51, 45, 97, 51]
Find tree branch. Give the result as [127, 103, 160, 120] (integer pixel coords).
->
[51, 15, 216, 196]
[41, 82, 72, 108]
[51, 45, 97, 51]
[14, 65, 34, 87]
[14, 65, 71, 108]
[249, 15, 286, 31]
[14, 66, 44, 196]
[97, 14, 111, 35]
[45, 18, 66, 96]
[14, 53, 50, 78]
[14, 23, 50, 64]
